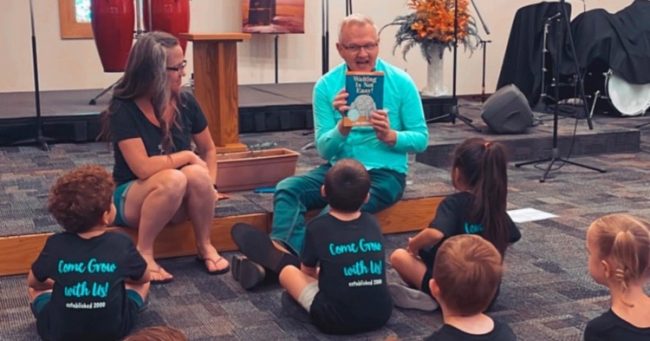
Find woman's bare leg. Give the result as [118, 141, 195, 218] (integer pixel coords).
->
[177, 165, 228, 272]
[123, 169, 188, 281]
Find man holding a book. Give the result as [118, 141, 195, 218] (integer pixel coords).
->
[274, 13, 428, 253]
[232, 14, 429, 288]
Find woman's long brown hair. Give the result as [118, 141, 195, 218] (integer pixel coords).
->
[98, 31, 180, 153]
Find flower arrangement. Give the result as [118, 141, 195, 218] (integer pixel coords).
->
[381, 0, 480, 63]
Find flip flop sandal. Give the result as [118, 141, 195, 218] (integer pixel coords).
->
[195, 255, 230, 275]
[149, 266, 174, 285]
[231, 223, 299, 274]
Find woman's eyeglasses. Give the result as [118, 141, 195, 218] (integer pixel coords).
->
[166, 60, 187, 72]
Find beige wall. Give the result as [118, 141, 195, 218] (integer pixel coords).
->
[0, 0, 628, 94]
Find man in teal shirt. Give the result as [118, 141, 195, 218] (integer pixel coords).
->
[270, 13, 429, 256]
[232, 14, 428, 288]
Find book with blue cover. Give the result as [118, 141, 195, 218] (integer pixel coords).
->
[344, 71, 384, 127]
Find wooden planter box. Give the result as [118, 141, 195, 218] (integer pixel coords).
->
[216, 148, 299, 192]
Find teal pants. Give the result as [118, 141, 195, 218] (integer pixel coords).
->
[270, 163, 406, 255]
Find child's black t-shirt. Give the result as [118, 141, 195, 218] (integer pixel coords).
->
[420, 191, 522, 267]
[425, 320, 517, 340]
[302, 212, 392, 333]
[31, 231, 147, 341]
[584, 309, 650, 341]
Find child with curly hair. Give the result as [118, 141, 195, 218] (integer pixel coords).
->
[28, 165, 150, 341]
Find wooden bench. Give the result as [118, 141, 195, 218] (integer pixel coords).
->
[0, 196, 443, 276]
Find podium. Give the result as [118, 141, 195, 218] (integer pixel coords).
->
[180, 33, 251, 153]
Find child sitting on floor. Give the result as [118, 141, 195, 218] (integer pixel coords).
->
[389, 138, 521, 311]
[27, 165, 150, 341]
[278, 159, 393, 334]
[583, 213, 650, 341]
[426, 234, 516, 340]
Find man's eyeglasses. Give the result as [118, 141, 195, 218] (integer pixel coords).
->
[166, 60, 187, 72]
[341, 43, 379, 53]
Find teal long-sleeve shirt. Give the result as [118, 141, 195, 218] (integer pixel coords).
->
[313, 59, 429, 174]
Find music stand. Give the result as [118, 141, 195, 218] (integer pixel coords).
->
[13, 0, 53, 151]
[515, 0, 605, 182]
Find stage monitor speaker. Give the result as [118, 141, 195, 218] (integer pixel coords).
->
[481, 84, 534, 134]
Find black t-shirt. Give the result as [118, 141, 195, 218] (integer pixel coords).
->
[584, 309, 650, 341]
[110, 91, 208, 185]
[425, 320, 517, 341]
[419, 192, 522, 267]
[31, 231, 147, 341]
[302, 213, 393, 332]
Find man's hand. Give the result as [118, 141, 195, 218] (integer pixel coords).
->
[370, 110, 396, 145]
[333, 89, 352, 136]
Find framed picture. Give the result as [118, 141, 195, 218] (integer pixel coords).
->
[242, 0, 305, 34]
[58, 0, 93, 39]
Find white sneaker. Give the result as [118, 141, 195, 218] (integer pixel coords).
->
[388, 283, 439, 311]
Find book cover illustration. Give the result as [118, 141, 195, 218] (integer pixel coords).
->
[343, 71, 384, 127]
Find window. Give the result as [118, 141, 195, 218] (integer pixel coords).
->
[58, 0, 93, 39]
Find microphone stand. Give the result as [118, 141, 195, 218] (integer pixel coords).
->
[515, 0, 604, 182]
[13, 0, 52, 150]
[321, 0, 329, 75]
[470, 0, 492, 103]
[345, 0, 352, 16]
[451, 0, 481, 131]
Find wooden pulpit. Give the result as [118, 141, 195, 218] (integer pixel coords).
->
[180, 33, 251, 153]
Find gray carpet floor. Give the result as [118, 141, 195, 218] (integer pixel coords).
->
[2, 111, 650, 340]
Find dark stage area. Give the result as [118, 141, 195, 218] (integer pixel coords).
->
[0, 83, 456, 145]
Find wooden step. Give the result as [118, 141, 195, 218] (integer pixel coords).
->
[0, 196, 442, 276]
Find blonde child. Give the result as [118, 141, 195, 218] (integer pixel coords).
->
[426, 234, 516, 340]
[584, 213, 650, 340]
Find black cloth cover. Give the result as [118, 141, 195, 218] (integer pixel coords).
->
[496, 2, 572, 106]
[568, 0, 650, 84]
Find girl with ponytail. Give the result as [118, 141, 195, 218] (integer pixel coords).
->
[389, 138, 521, 311]
[584, 213, 650, 340]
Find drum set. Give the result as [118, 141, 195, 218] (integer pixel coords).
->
[583, 60, 650, 117]
[90, 0, 190, 73]
[87, 0, 189, 104]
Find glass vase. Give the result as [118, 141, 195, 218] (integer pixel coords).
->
[421, 43, 446, 97]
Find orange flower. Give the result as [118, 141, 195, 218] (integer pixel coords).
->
[386, 0, 479, 62]
[407, 0, 471, 43]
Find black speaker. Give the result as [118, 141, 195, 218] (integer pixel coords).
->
[481, 84, 534, 134]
